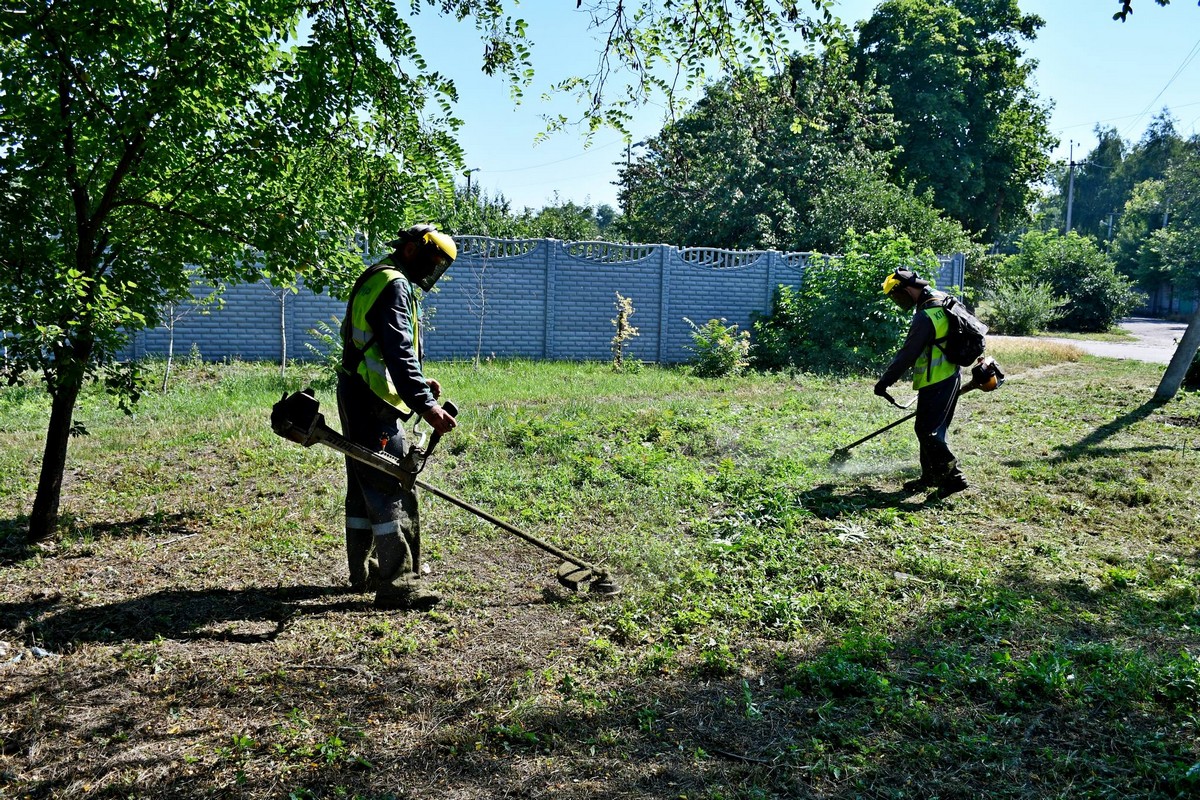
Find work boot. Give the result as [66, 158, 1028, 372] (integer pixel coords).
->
[932, 472, 970, 499]
[374, 579, 442, 611]
[345, 529, 379, 591]
[372, 532, 440, 610]
[902, 475, 936, 493]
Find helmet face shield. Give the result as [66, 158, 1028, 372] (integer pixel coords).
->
[888, 288, 917, 310]
[413, 230, 456, 290]
[882, 270, 924, 310]
[388, 226, 457, 291]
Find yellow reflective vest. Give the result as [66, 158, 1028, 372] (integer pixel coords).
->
[346, 267, 421, 414]
[913, 299, 957, 390]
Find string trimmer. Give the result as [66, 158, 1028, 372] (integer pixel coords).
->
[270, 389, 619, 595]
[830, 357, 1005, 465]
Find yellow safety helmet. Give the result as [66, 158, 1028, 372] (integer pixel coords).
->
[388, 224, 457, 290]
[882, 269, 929, 310]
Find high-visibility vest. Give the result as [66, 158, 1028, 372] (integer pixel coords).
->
[345, 267, 421, 414]
[913, 300, 957, 390]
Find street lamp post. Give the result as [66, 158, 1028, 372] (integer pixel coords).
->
[464, 167, 480, 198]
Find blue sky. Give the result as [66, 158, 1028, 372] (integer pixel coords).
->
[411, 1, 1200, 212]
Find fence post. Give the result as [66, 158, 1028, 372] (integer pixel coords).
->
[545, 240, 557, 359]
[764, 250, 779, 315]
[657, 243, 671, 364]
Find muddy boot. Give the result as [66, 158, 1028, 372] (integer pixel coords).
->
[345, 528, 379, 591]
[931, 462, 969, 499]
[373, 533, 440, 611]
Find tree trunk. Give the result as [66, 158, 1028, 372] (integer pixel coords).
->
[27, 375, 85, 541]
[1154, 302, 1200, 402]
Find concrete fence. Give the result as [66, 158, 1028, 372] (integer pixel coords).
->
[123, 238, 966, 365]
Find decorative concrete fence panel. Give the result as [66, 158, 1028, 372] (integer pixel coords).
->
[121, 239, 965, 365]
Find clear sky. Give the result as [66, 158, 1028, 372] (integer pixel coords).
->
[411, 1, 1200, 212]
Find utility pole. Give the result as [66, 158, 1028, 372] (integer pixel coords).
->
[464, 167, 480, 199]
[1065, 140, 1077, 233]
[625, 140, 646, 165]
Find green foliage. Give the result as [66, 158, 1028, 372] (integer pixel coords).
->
[618, 45, 948, 253]
[0, 0, 502, 537]
[303, 316, 344, 390]
[431, 186, 624, 241]
[683, 318, 751, 378]
[853, 0, 1055, 238]
[1150, 141, 1200, 295]
[983, 278, 1065, 336]
[1006, 231, 1143, 332]
[752, 230, 931, 373]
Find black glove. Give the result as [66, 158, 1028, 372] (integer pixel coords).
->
[874, 381, 890, 398]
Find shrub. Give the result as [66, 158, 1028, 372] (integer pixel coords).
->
[983, 278, 1065, 336]
[752, 229, 933, 373]
[1006, 231, 1143, 332]
[305, 315, 343, 389]
[684, 318, 751, 378]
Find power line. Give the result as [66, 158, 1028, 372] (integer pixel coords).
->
[479, 138, 624, 174]
[1120, 34, 1200, 140]
[1054, 99, 1200, 134]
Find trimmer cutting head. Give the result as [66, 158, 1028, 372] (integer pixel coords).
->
[557, 562, 621, 595]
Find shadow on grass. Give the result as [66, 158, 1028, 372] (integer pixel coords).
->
[0, 585, 367, 648]
[0, 511, 209, 564]
[798, 483, 932, 519]
[1009, 398, 1174, 467]
[3, 561, 1198, 800]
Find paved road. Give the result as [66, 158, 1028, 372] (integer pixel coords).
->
[994, 317, 1189, 364]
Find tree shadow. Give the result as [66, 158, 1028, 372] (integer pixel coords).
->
[1007, 398, 1172, 468]
[0, 585, 367, 648]
[0, 511, 208, 564]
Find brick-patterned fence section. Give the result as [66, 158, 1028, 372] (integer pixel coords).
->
[123, 238, 965, 365]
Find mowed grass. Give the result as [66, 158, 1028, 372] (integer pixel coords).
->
[1, 340, 1198, 799]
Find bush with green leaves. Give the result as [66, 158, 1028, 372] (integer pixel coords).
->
[752, 229, 933, 374]
[684, 318, 751, 378]
[304, 316, 343, 389]
[983, 278, 1065, 336]
[1005, 231, 1143, 332]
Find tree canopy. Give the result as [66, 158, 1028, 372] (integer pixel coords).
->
[617, 42, 970, 254]
[853, 0, 1055, 239]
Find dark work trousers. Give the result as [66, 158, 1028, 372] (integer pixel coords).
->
[337, 373, 421, 584]
[914, 370, 962, 480]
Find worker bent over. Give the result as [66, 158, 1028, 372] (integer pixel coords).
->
[875, 269, 970, 499]
[338, 225, 458, 610]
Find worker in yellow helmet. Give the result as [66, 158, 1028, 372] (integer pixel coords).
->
[876, 269, 969, 499]
[337, 224, 458, 610]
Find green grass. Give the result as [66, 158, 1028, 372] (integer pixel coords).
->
[1, 344, 1198, 799]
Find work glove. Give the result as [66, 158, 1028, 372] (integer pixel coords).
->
[873, 381, 890, 398]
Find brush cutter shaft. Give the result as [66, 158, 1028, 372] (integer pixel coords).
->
[834, 381, 981, 458]
[411, 480, 592, 570]
[270, 391, 598, 573]
[837, 409, 917, 452]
